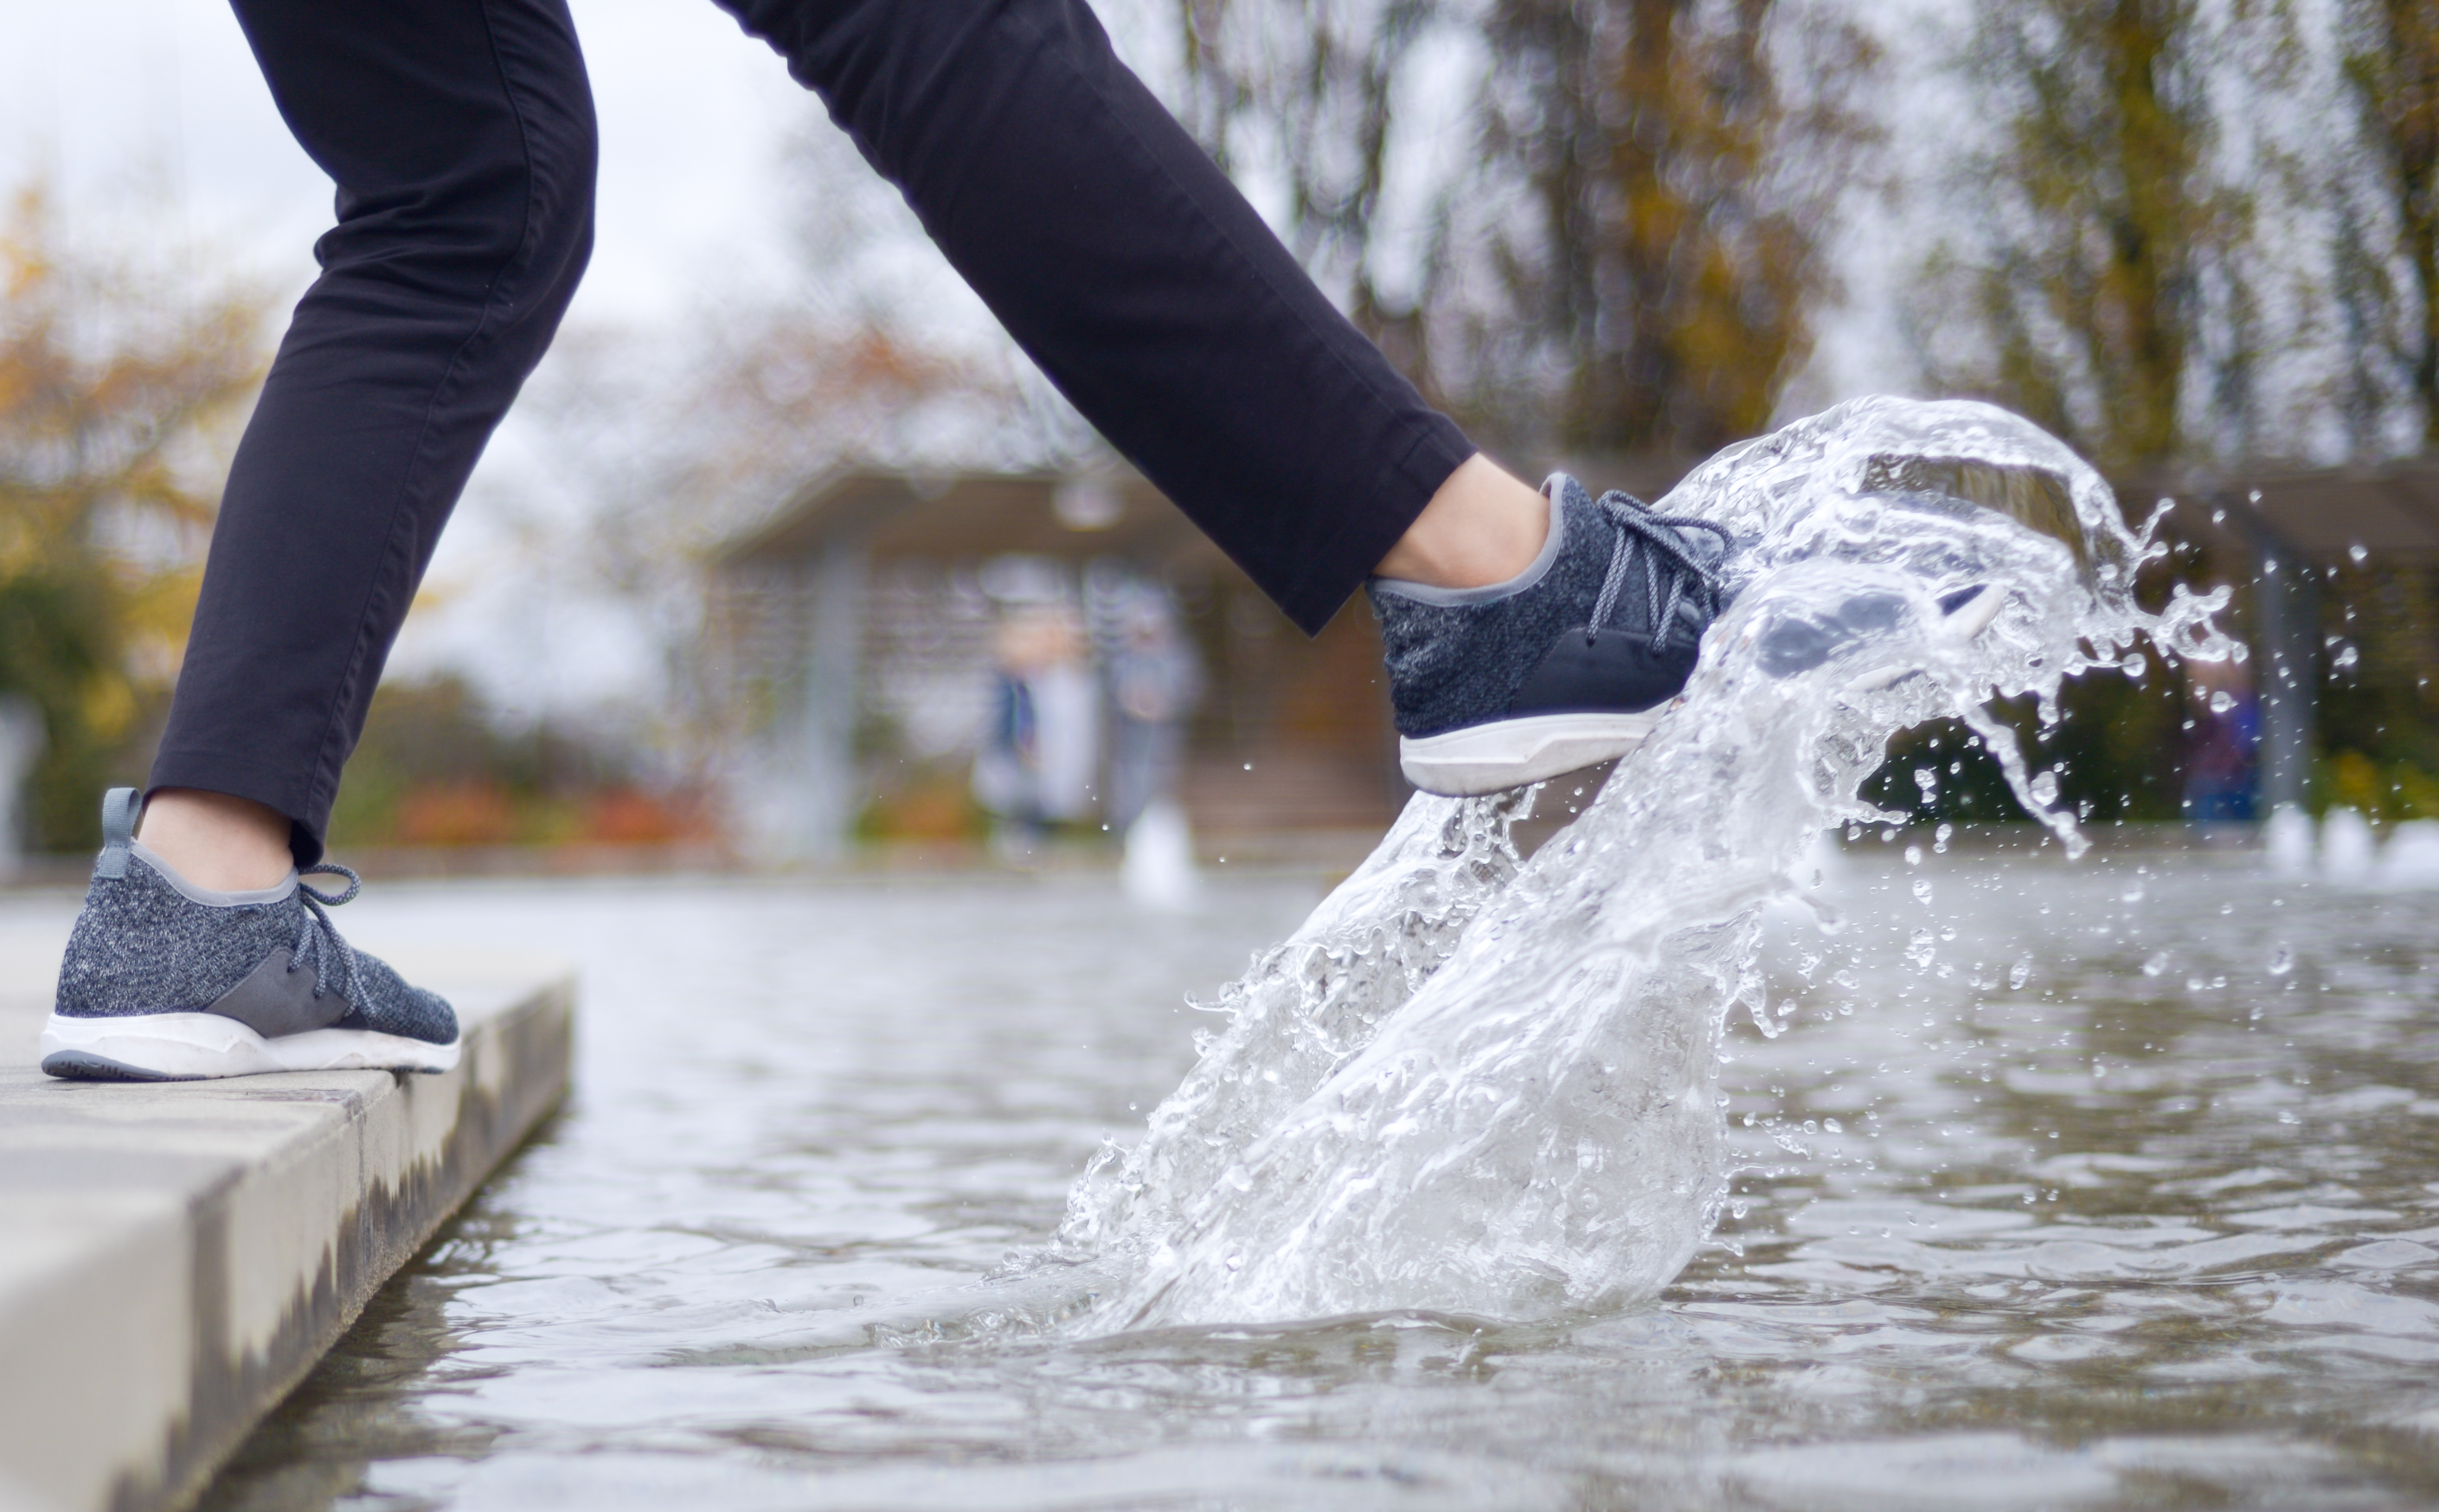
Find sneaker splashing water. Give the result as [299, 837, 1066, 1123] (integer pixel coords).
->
[41, 788, 459, 1080]
[1041, 396, 2232, 1331]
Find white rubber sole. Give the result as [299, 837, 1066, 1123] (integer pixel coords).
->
[38, 1011, 460, 1080]
[1402, 584, 2012, 797]
[1401, 710, 1667, 796]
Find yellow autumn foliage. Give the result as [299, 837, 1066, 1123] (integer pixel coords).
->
[0, 182, 267, 848]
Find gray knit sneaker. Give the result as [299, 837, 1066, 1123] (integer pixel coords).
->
[1371, 474, 2001, 795]
[39, 789, 458, 1081]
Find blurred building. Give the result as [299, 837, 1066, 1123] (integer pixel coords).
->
[2137, 455, 2439, 815]
[708, 466, 1415, 859]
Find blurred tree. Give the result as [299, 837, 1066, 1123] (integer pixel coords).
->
[2333, 0, 2439, 448]
[1912, 0, 2292, 475]
[1480, 0, 1879, 455]
[0, 184, 264, 848]
[1167, 0, 1879, 456]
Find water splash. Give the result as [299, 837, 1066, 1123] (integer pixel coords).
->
[1054, 788, 1535, 1257]
[1053, 396, 2231, 1330]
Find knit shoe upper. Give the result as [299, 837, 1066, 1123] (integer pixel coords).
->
[1369, 474, 1735, 742]
[45, 789, 455, 1080]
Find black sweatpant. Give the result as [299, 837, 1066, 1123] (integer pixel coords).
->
[154, 0, 1475, 863]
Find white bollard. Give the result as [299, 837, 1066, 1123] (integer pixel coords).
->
[0, 696, 42, 883]
[2321, 807, 2377, 884]
[1122, 797, 1199, 911]
[2378, 819, 2439, 887]
[2262, 803, 2315, 879]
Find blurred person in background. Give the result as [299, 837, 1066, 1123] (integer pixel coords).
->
[41, 0, 1913, 1081]
[1102, 587, 1202, 837]
[973, 606, 1099, 856]
[2183, 653, 2260, 824]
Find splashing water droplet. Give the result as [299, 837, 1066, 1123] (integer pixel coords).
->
[2008, 957, 2033, 990]
[1049, 396, 2232, 1329]
[2350, 543, 2369, 565]
[1904, 845, 1924, 866]
[2268, 944, 2294, 976]
[1911, 878, 1934, 904]
[2332, 644, 2360, 672]
[2142, 951, 2169, 977]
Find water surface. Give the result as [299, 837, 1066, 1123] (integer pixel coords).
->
[126, 846, 2439, 1511]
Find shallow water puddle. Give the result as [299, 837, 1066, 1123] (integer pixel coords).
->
[162, 397, 2437, 1507]
[134, 850, 2439, 1512]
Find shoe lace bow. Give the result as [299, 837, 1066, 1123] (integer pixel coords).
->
[1587, 491, 1734, 651]
[288, 863, 364, 1005]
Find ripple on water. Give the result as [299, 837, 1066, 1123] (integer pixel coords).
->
[159, 397, 2439, 1509]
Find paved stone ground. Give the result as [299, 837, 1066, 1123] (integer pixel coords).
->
[0, 900, 572, 1512]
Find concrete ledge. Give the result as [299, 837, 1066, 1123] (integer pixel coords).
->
[0, 947, 573, 1512]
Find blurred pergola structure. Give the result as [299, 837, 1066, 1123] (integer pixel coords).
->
[2135, 456, 2439, 814]
[710, 447, 2439, 855]
[711, 466, 1408, 858]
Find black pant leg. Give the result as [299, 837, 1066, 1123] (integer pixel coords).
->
[151, 0, 597, 864]
[713, 0, 1474, 633]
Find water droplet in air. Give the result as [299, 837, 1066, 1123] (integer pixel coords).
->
[2210, 690, 2235, 713]
[2008, 958, 2031, 989]
[2350, 543, 2369, 565]
[2141, 951, 2169, 977]
[2268, 944, 2294, 976]
[1904, 845, 1923, 866]
[2332, 644, 2359, 671]
[2030, 770, 2061, 806]
[1911, 878, 1933, 903]
[1823, 1117, 1843, 1134]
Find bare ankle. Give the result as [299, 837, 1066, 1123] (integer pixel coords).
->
[1375, 454, 1550, 590]
[134, 789, 294, 892]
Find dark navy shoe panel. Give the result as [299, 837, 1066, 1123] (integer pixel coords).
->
[206, 949, 354, 1039]
[1753, 592, 1910, 680]
[1509, 628, 1700, 717]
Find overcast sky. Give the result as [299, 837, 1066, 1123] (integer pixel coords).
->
[1, 0, 831, 326]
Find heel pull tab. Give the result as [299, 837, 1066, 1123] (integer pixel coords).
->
[97, 787, 143, 879]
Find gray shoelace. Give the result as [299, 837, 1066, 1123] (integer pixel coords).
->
[1586, 491, 1734, 652]
[288, 863, 364, 1005]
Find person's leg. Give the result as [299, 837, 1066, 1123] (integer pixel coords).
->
[714, 0, 1833, 798]
[41, 0, 596, 1082]
[711, 0, 1540, 633]
[147, 0, 598, 878]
